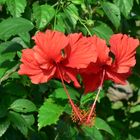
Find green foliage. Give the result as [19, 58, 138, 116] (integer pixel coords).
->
[82, 126, 104, 140]
[6, 0, 27, 17]
[114, 0, 133, 18]
[38, 98, 64, 130]
[64, 3, 79, 29]
[32, 3, 55, 29]
[0, 17, 34, 40]
[8, 111, 28, 137]
[102, 2, 121, 29]
[50, 87, 80, 101]
[9, 99, 37, 113]
[90, 21, 113, 42]
[130, 105, 140, 113]
[0, 120, 10, 137]
[95, 117, 114, 136]
[0, 0, 140, 139]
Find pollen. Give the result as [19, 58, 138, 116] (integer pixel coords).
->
[71, 105, 96, 126]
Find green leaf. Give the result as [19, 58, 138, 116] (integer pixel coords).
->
[0, 68, 6, 79]
[0, 41, 22, 65]
[0, 41, 22, 54]
[0, 119, 10, 137]
[54, 13, 66, 32]
[4, 82, 28, 97]
[0, 105, 7, 118]
[82, 126, 103, 140]
[6, 0, 27, 17]
[64, 3, 79, 29]
[38, 98, 64, 130]
[0, 63, 19, 83]
[50, 88, 80, 101]
[0, 17, 34, 41]
[21, 114, 35, 127]
[18, 32, 30, 46]
[102, 2, 121, 29]
[10, 99, 37, 113]
[12, 37, 29, 49]
[80, 90, 104, 106]
[80, 92, 94, 106]
[95, 117, 114, 136]
[57, 121, 77, 139]
[33, 3, 55, 29]
[8, 111, 28, 137]
[0, 0, 5, 4]
[114, 0, 133, 18]
[130, 105, 140, 113]
[71, 0, 84, 5]
[135, 0, 139, 4]
[112, 101, 123, 109]
[90, 21, 113, 43]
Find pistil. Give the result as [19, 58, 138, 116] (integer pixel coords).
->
[85, 69, 105, 124]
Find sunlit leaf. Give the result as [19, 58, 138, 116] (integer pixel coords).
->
[6, 0, 27, 17]
[0, 119, 10, 137]
[54, 13, 66, 32]
[114, 0, 133, 18]
[71, 0, 84, 5]
[38, 98, 64, 130]
[130, 105, 140, 113]
[64, 3, 79, 29]
[33, 3, 55, 29]
[112, 101, 123, 110]
[0, 0, 5, 4]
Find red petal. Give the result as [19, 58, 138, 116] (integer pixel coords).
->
[106, 68, 131, 85]
[110, 34, 139, 73]
[82, 72, 102, 93]
[18, 48, 56, 84]
[65, 33, 97, 69]
[29, 67, 56, 84]
[20, 49, 38, 67]
[19, 49, 40, 71]
[18, 64, 41, 76]
[32, 30, 69, 63]
[80, 62, 100, 75]
[89, 35, 111, 64]
[55, 65, 80, 88]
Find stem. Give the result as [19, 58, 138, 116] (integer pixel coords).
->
[57, 64, 82, 121]
[62, 6, 92, 37]
[77, 18, 92, 36]
[53, 0, 61, 29]
[86, 69, 105, 123]
[0, 64, 19, 84]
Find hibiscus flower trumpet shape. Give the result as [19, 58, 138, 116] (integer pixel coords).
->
[81, 34, 139, 124]
[18, 29, 97, 125]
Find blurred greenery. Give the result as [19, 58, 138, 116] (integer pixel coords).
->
[0, 0, 140, 139]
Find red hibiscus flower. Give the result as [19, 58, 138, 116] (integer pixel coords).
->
[81, 34, 139, 94]
[18, 30, 97, 86]
[80, 34, 139, 125]
[18, 29, 97, 124]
